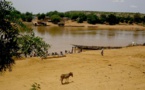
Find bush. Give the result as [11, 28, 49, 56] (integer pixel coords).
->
[107, 14, 119, 25]
[87, 13, 99, 24]
[30, 83, 41, 90]
[51, 15, 61, 24]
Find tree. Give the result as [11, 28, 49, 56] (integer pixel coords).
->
[20, 12, 33, 22]
[100, 14, 107, 24]
[51, 15, 61, 24]
[18, 33, 49, 57]
[119, 16, 125, 23]
[64, 12, 71, 18]
[77, 13, 87, 23]
[70, 12, 79, 21]
[143, 16, 145, 24]
[25, 12, 33, 22]
[87, 13, 99, 24]
[107, 14, 119, 25]
[46, 11, 59, 17]
[21, 13, 27, 21]
[0, 0, 19, 71]
[37, 13, 45, 20]
[11, 10, 21, 19]
[134, 13, 142, 23]
[46, 11, 64, 18]
[0, 0, 49, 72]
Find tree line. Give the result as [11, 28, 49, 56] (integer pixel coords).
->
[16, 10, 145, 25]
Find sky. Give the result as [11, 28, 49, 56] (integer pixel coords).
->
[8, 0, 145, 14]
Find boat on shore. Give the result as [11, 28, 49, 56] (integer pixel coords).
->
[72, 44, 123, 50]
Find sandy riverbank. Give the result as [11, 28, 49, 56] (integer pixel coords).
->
[0, 46, 145, 90]
[30, 20, 145, 30]
[64, 20, 145, 30]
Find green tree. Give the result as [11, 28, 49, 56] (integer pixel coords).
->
[0, 0, 19, 71]
[20, 12, 33, 22]
[100, 14, 107, 24]
[87, 13, 99, 24]
[134, 13, 142, 23]
[21, 13, 27, 21]
[11, 10, 21, 19]
[51, 15, 61, 24]
[70, 13, 79, 21]
[107, 14, 119, 25]
[143, 16, 145, 24]
[46, 11, 65, 18]
[123, 16, 133, 24]
[37, 13, 45, 20]
[119, 16, 125, 23]
[25, 12, 33, 22]
[64, 12, 71, 18]
[18, 33, 49, 57]
[77, 13, 87, 23]
[46, 11, 59, 17]
[0, 0, 49, 72]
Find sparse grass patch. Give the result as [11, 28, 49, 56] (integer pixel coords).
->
[30, 82, 41, 90]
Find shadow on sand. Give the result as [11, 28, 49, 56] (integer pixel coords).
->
[62, 81, 74, 85]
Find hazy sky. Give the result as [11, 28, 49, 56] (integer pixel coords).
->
[8, 0, 145, 14]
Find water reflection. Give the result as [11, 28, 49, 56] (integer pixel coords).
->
[32, 26, 145, 52]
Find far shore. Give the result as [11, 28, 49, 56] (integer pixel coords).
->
[29, 20, 145, 31]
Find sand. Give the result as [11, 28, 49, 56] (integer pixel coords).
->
[0, 46, 145, 90]
[64, 20, 145, 30]
[30, 20, 145, 31]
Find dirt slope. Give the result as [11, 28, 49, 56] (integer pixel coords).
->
[0, 46, 145, 90]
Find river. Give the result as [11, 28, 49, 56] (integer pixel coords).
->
[32, 26, 145, 53]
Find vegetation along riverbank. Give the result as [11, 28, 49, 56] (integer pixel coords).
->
[18, 10, 145, 30]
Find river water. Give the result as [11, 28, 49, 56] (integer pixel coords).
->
[32, 26, 145, 52]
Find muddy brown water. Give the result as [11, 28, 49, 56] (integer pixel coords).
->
[32, 26, 145, 53]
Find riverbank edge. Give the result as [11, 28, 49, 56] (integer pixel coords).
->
[28, 20, 145, 31]
[86, 24, 145, 30]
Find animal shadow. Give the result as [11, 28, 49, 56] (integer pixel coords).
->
[62, 81, 74, 85]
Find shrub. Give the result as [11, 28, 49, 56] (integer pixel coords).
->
[51, 15, 61, 24]
[30, 83, 41, 90]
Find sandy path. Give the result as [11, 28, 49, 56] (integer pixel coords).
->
[0, 46, 145, 90]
